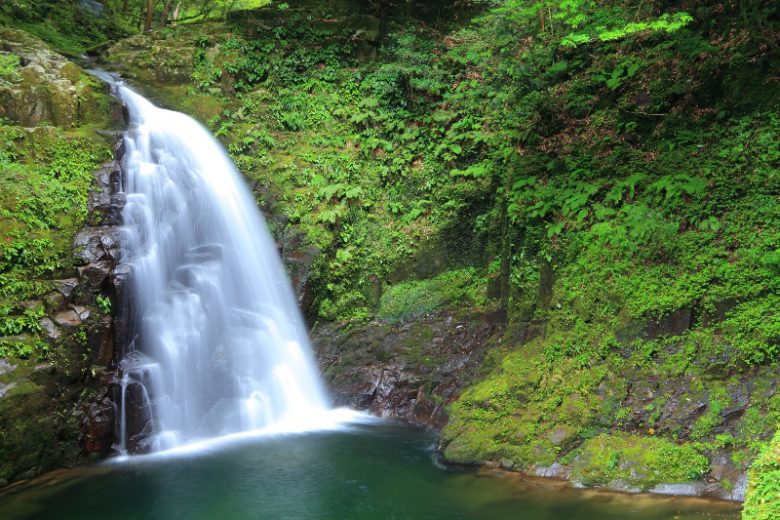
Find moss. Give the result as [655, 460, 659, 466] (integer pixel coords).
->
[441, 337, 608, 469]
[570, 434, 709, 489]
[378, 268, 488, 322]
[0, 27, 115, 128]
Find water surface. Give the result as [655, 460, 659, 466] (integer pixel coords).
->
[0, 423, 741, 520]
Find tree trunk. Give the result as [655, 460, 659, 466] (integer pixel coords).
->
[160, 0, 174, 28]
[144, 0, 156, 32]
[171, 2, 180, 26]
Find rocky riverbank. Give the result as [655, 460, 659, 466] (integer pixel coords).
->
[312, 307, 753, 502]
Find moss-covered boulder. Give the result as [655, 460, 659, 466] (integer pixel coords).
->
[0, 27, 110, 127]
[570, 434, 709, 490]
[103, 30, 199, 86]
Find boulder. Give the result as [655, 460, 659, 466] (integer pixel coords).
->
[103, 33, 197, 85]
[72, 226, 122, 302]
[314, 310, 500, 427]
[0, 27, 109, 127]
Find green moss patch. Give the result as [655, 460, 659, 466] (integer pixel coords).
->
[570, 434, 709, 489]
[378, 268, 487, 322]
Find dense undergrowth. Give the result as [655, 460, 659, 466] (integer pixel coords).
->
[0, 125, 111, 358]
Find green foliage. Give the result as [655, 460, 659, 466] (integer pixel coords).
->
[176, 0, 780, 340]
[96, 295, 112, 314]
[0, 337, 48, 358]
[570, 434, 709, 488]
[378, 268, 487, 322]
[0, 304, 44, 336]
[744, 431, 780, 520]
[0, 121, 108, 359]
[0, 53, 20, 84]
[0, 0, 124, 55]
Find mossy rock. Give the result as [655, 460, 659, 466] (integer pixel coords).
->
[570, 434, 709, 490]
[103, 33, 197, 86]
[0, 27, 113, 127]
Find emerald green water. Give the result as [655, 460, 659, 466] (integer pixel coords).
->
[0, 422, 741, 520]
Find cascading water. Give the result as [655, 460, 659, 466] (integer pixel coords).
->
[109, 80, 331, 453]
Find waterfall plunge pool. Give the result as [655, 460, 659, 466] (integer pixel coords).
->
[0, 422, 740, 520]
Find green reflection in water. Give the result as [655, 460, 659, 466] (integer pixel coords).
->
[0, 423, 741, 520]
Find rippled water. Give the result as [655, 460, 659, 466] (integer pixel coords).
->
[0, 423, 740, 520]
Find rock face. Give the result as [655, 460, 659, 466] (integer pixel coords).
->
[313, 310, 504, 427]
[0, 150, 124, 486]
[0, 27, 108, 127]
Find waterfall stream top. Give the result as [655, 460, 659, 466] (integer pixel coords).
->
[112, 80, 340, 454]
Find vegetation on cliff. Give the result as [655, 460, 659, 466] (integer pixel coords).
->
[0, 26, 118, 484]
[1, 0, 779, 511]
[743, 431, 780, 520]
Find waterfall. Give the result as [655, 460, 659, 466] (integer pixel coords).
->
[111, 83, 331, 453]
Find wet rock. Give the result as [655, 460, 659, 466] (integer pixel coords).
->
[533, 463, 566, 478]
[650, 483, 704, 497]
[314, 310, 501, 428]
[87, 161, 124, 226]
[74, 227, 121, 266]
[0, 359, 16, 376]
[44, 291, 65, 310]
[645, 307, 693, 339]
[53, 309, 82, 328]
[71, 305, 91, 322]
[707, 451, 749, 501]
[54, 279, 80, 299]
[547, 427, 573, 446]
[72, 226, 121, 302]
[79, 397, 116, 456]
[274, 225, 320, 311]
[657, 391, 708, 436]
[92, 315, 115, 366]
[607, 480, 643, 494]
[0, 381, 17, 398]
[38, 317, 61, 340]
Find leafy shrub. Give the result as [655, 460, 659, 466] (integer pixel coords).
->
[744, 431, 780, 520]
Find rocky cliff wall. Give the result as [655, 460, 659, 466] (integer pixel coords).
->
[0, 28, 122, 485]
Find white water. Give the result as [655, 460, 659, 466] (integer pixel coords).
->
[113, 83, 332, 453]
